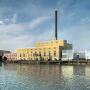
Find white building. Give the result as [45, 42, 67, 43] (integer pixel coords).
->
[62, 50, 90, 60]
[85, 50, 90, 60]
[62, 50, 73, 61]
[73, 51, 86, 60]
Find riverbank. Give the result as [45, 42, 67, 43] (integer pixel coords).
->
[4, 60, 90, 65]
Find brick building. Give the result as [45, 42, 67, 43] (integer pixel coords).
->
[4, 53, 17, 61]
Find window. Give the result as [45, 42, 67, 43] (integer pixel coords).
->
[44, 52, 46, 56]
[39, 51, 41, 56]
[54, 51, 56, 57]
[33, 53, 35, 56]
[20, 54, 21, 57]
[23, 54, 25, 57]
[49, 51, 50, 56]
[34, 52, 38, 56]
[54, 47, 56, 50]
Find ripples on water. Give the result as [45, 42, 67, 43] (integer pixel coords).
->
[0, 63, 90, 90]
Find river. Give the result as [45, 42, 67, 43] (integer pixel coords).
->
[0, 63, 90, 90]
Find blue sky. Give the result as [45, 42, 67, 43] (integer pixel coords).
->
[0, 0, 90, 51]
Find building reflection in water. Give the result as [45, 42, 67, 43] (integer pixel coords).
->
[16, 64, 62, 80]
[85, 66, 90, 77]
[16, 64, 75, 89]
[61, 65, 73, 78]
[3, 63, 17, 71]
[73, 65, 85, 76]
[3, 64, 90, 79]
[1, 64, 90, 90]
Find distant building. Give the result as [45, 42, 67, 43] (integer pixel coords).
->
[85, 50, 90, 60]
[16, 40, 72, 60]
[62, 50, 73, 61]
[0, 50, 11, 56]
[0, 50, 11, 61]
[73, 51, 86, 60]
[3, 53, 17, 61]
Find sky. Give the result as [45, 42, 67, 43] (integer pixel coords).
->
[0, 0, 90, 51]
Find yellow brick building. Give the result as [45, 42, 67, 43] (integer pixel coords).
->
[16, 40, 72, 60]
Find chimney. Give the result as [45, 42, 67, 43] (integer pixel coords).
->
[55, 10, 58, 40]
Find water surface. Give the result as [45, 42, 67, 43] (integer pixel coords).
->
[0, 63, 90, 90]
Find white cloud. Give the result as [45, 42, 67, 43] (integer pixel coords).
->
[0, 14, 17, 25]
[0, 24, 55, 52]
[0, 20, 4, 25]
[0, 15, 90, 52]
[0, 16, 49, 34]
[0, 23, 26, 35]
[29, 16, 49, 30]
[12, 14, 17, 24]
[59, 24, 90, 50]
[0, 16, 49, 51]
[0, 35, 33, 51]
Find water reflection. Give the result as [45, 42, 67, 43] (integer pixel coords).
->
[16, 64, 62, 81]
[0, 63, 90, 90]
[0, 62, 2, 66]
[61, 65, 73, 78]
[73, 65, 85, 75]
[85, 66, 90, 77]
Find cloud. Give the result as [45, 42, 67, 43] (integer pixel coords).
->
[0, 24, 26, 35]
[12, 14, 17, 24]
[80, 17, 90, 24]
[0, 0, 90, 52]
[0, 15, 49, 34]
[0, 20, 4, 25]
[29, 16, 49, 30]
[0, 15, 50, 51]
[0, 14, 17, 25]
[0, 34, 34, 51]
[59, 23, 90, 50]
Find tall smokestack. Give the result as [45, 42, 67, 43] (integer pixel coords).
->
[55, 10, 58, 40]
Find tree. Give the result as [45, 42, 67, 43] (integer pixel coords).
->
[3, 56, 7, 61]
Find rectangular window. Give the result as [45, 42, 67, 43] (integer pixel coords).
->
[54, 51, 56, 57]
[44, 52, 46, 56]
[23, 54, 25, 57]
[20, 54, 21, 57]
